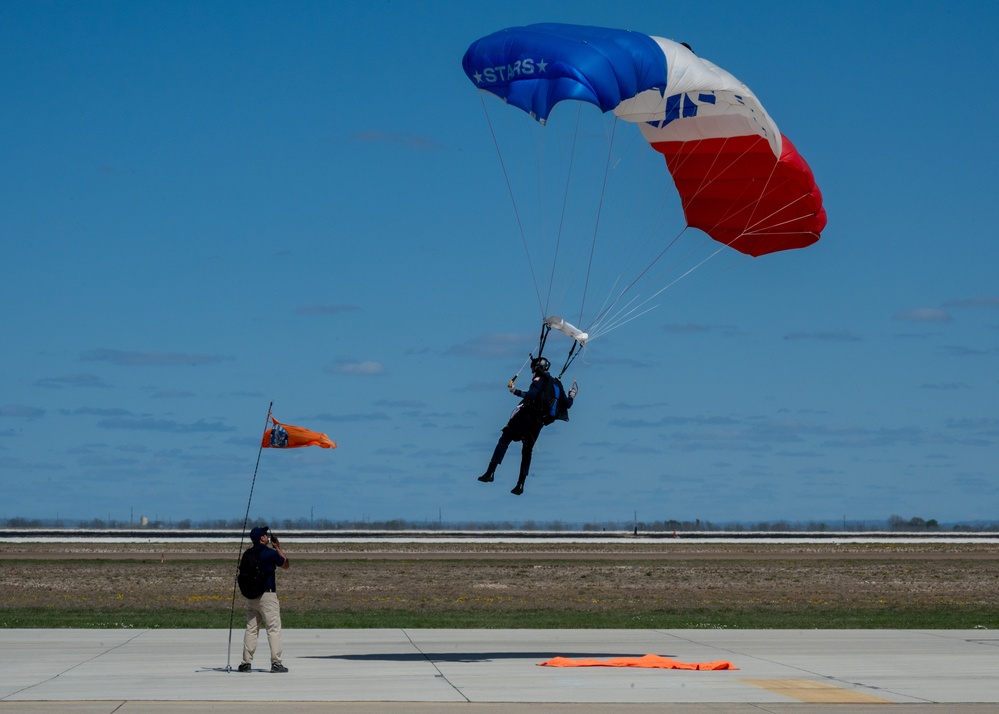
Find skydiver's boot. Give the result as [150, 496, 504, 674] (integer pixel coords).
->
[511, 456, 529, 495]
[477, 463, 497, 483]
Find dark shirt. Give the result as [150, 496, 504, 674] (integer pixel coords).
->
[515, 373, 574, 417]
[253, 543, 286, 592]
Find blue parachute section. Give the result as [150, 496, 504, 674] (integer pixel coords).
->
[462, 23, 668, 123]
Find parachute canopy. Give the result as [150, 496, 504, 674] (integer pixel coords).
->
[463, 23, 826, 258]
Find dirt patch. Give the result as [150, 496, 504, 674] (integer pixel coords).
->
[3, 541, 998, 614]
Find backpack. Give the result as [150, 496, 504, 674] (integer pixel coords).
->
[237, 546, 268, 599]
[542, 377, 570, 426]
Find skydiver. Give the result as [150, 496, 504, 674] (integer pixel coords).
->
[477, 356, 577, 495]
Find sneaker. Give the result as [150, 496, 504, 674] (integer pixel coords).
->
[237, 662, 251, 672]
[477, 472, 494, 482]
[271, 663, 289, 673]
[511, 484, 524, 495]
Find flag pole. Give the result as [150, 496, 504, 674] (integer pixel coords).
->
[225, 401, 273, 673]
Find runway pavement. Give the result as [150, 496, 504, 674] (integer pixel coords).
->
[2, 628, 998, 713]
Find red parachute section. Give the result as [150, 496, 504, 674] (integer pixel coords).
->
[653, 134, 827, 257]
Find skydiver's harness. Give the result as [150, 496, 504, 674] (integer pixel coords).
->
[508, 322, 580, 417]
[511, 370, 569, 426]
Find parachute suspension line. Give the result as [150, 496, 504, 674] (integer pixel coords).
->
[536, 320, 552, 358]
[584, 143, 720, 336]
[588, 294, 650, 342]
[544, 103, 584, 317]
[675, 136, 751, 234]
[585, 135, 778, 342]
[590, 241, 727, 341]
[746, 200, 819, 234]
[586, 224, 689, 337]
[740, 165, 820, 251]
[479, 93, 545, 318]
[558, 339, 582, 379]
[708, 152, 799, 254]
[577, 117, 619, 328]
[726, 138, 821, 253]
[585, 135, 818, 342]
[668, 135, 764, 242]
[740, 152, 783, 241]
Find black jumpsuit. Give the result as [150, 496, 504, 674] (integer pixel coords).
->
[489, 372, 572, 485]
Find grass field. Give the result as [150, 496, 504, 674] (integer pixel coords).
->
[3, 541, 997, 629]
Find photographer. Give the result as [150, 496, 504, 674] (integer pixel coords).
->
[238, 526, 290, 673]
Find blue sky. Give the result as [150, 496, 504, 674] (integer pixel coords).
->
[2, 1, 997, 526]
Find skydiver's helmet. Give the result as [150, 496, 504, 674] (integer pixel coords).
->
[531, 357, 551, 375]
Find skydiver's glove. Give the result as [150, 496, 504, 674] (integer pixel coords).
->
[568, 384, 578, 399]
[508, 383, 518, 395]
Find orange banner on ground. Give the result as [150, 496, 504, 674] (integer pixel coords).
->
[261, 416, 336, 449]
[539, 654, 737, 670]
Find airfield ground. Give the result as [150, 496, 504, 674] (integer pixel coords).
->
[2, 541, 997, 624]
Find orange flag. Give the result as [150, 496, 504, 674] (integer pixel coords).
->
[261, 415, 337, 449]
[539, 654, 737, 670]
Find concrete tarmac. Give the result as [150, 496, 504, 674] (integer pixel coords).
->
[2, 628, 998, 713]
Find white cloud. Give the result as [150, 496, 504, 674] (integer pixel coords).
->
[329, 360, 386, 376]
[892, 308, 952, 323]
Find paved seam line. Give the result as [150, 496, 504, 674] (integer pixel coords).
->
[0, 629, 150, 701]
[401, 628, 471, 703]
[653, 629, 920, 704]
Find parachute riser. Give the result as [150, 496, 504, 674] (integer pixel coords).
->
[536, 321, 551, 359]
[558, 340, 582, 379]
[532, 319, 584, 381]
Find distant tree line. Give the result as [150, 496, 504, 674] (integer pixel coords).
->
[2, 514, 997, 532]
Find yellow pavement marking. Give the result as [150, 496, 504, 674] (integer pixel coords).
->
[741, 678, 892, 703]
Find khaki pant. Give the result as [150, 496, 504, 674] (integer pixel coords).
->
[242, 591, 283, 665]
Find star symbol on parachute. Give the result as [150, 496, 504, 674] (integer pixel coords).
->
[473, 71, 483, 83]
[537, 59, 548, 73]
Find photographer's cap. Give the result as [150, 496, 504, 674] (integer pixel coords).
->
[249, 526, 269, 543]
